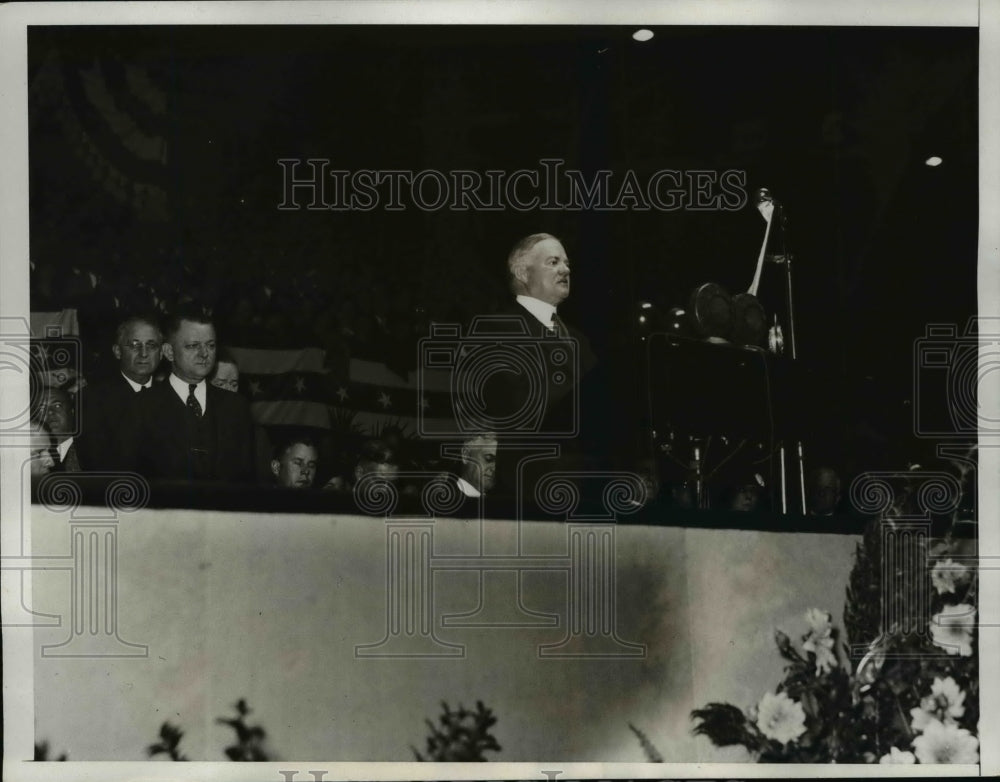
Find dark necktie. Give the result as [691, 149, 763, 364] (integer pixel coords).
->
[550, 313, 569, 339]
[186, 384, 203, 417]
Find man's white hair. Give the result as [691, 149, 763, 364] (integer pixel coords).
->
[507, 232, 558, 293]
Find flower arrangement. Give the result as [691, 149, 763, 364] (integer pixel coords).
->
[683, 465, 979, 764]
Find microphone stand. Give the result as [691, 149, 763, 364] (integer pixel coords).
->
[771, 201, 806, 514]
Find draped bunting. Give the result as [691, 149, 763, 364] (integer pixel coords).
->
[31, 48, 169, 221]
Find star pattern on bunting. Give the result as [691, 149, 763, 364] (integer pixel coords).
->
[336, 387, 349, 402]
[248, 379, 262, 396]
[377, 391, 392, 409]
[293, 376, 306, 394]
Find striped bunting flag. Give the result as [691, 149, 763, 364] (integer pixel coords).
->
[229, 349, 457, 436]
[229, 347, 332, 429]
[332, 358, 456, 438]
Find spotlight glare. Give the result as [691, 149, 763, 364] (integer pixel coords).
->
[640, 301, 653, 310]
[633, 29, 654, 42]
[925, 156, 943, 167]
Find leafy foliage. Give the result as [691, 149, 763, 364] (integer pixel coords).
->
[217, 698, 271, 761]
[147, 721, 187, 761]
[412, 700, 501, 761]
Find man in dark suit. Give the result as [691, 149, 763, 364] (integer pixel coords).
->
[453, 432, 498, 499]
[75, 315, 162, 471]
[134, 308, 255, 483]
[478, 233, 599, 498]
[37, 386, 82, 472]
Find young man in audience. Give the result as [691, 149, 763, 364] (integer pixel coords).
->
[270, 434, 319, 489]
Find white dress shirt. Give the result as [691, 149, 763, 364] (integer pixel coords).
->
[456, 475, 481, 498]
[516, 295, 559, 331]
[56, 437, 74, 461]
[121, 372, 152, 393]
[168, 373, 207, 413]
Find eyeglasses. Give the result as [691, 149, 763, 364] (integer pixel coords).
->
[123, 340, 162, 353]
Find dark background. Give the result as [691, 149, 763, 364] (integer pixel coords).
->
[27, 25, 978, 482]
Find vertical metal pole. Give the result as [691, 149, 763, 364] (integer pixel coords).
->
[798, 441, 807, 514]
[779, 444, 788, 514]
[693, 442, 704, 509]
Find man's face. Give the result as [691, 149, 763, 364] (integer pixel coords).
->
[38, 388, 75, 441]
[211, 361, 240, 393]
[163, 320, 217, 384]
[114, 322, 162, 384]
[355, 460, 399, 485]
[462, 437, 497, 493]
[271, 443, 318, 488]
[29, 425, 55, 477]
[519, 238, 570, 306]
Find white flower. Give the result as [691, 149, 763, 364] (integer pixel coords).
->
[755, 691, 807, 744]
[802, 633, 838, 674]
[802, 608, 838, 674]
[912, 718, 979, 764]
[930, 604, 976, 657]
[931, 559, 969, 595]
[804, 607, 832, 635]
[879, 746, 916, 764]
[911, 676, 966, 732]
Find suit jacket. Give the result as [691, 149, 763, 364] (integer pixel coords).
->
[75, 374, 145, 471]
[134, 380, 256, 483]
[477, 301, 597, 440]
[52, 439, 82, 472]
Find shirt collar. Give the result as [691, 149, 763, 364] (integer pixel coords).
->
[455, 476, 481, 498]
[121, 372, 152, 393]
[57, 437, 74, 460]
[516, 295, 558, 329]
[168, 373, 207, 412]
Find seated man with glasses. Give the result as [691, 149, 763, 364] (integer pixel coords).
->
[76, 314, 164, 470]
[209, 348, 241, 393]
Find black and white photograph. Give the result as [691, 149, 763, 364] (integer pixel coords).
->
[1, 1, 997, 779]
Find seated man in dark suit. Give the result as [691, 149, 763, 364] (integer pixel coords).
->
[134, 308, 255, 483]
[270, 433, 319, 489]
[28, 420, 57, 480]
[37, 386, 81, 472]
[76, 314, 162, 471]
[454, 432, 497, 499]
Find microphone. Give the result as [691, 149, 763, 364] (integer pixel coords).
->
[756, 187, 775, 221]
[755, 187, 787, 225]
